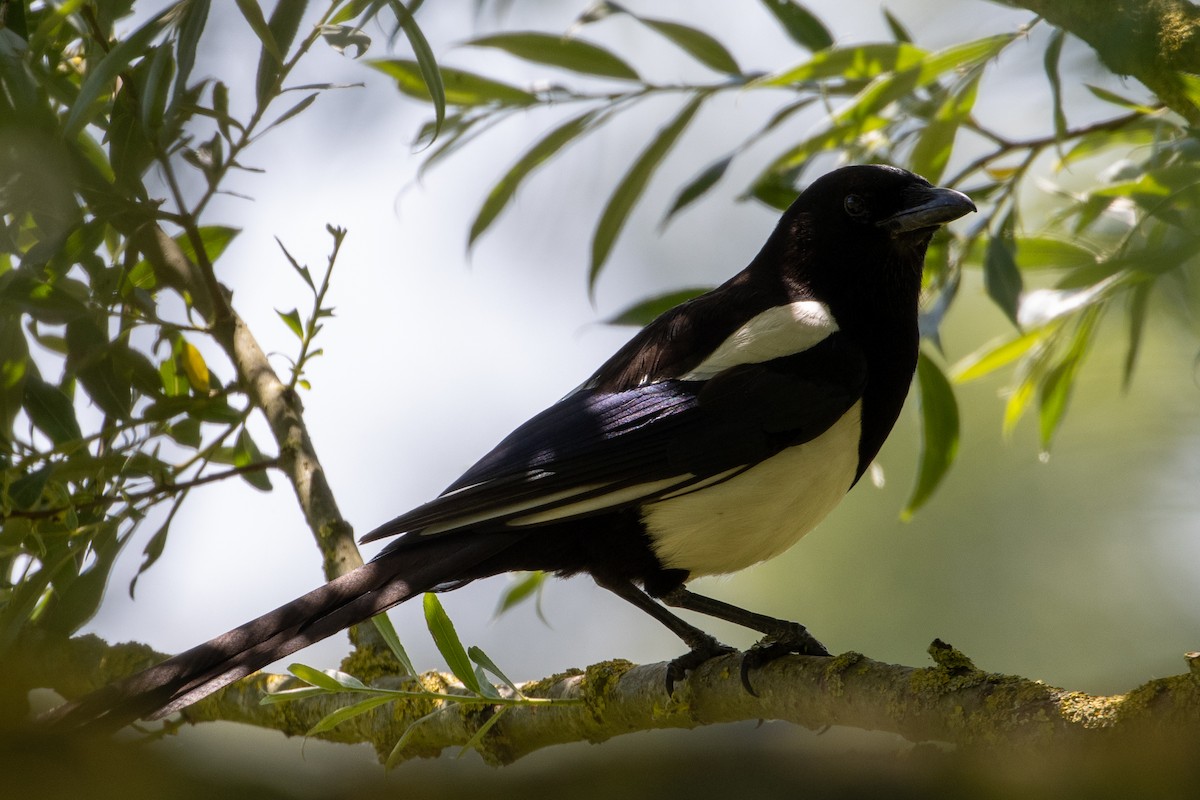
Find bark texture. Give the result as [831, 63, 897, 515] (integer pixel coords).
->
[23, 633, 1200, 767]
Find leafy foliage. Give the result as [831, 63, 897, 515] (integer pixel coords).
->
[386, 2, 1200, 514]
[0, 0, 439, 650]
[263, 592, 577, 766]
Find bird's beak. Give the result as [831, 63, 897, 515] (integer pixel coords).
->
[878, 185, 976, 234]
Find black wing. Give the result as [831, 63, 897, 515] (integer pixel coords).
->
[361, 334, 867, 543]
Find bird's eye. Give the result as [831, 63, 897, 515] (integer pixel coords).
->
[844, 194, 867, 218]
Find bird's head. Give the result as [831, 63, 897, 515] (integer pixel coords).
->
[800, 163, 975, 245]
[764, 164, 975, 308]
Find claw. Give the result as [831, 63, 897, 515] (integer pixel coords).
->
[665, 635, 736, 694]
[739, 623, 831, 695]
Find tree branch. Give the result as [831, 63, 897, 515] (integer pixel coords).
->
[133, 223, 363, 584]
[995, 0, 1200, 123]
[24, 633, 1200, 767]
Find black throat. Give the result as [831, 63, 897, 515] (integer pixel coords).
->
[764, 211, 929, 480]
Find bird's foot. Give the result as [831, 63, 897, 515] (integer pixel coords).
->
[665, 635, 737, 694]
[740, 622, 830, 695]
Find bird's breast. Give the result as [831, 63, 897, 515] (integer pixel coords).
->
[640, 400, 862, 578]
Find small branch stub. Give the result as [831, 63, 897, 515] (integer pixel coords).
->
[1185, 652, 1200, 678]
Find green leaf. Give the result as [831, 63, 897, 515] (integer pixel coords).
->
[388, 0, 445, 136]
[109, 81, 157, 191]
[234, 428, 273, 491]
[470, 666, 503, 700]
[902, 351, 959, 520]
[467, 32, 639, 81]
[173, 0, 210, 103]
[0, 28, 39, 117]
[1084, 84, 1158, 114]
[423, 593, 483, 694]
[951, 325, 1056, 383]
[758, 0, 833, 52]
[610, 8, 739, 74]
[254, 0, 308, 105]
[63, 7, 175, 138]
[749, 97, 819, 144]
[369, 59, 534, 107]
[882, 7, 912, 43]
[372, 612, 418, 678]
[469, 109, 605, 248]
[23, 376, 81, 445]
[835, 34, 1013, 128]
[1089, 164, 1200, 215]
[288, 663, 363, 692]
[1057, 117, 1168, 170]
[0, 313, 29, 438]
[0, 271, 90, 324]
[212, 80, 235, 140]
[79, 356, 134, 420]
[175, 225, 241, 268]
[1038, 305, 1102, 452]
[8, 464, 52, 510]
[645, 19, 739, 73]
[235, 0, 283, 65]
[468, 645, 521, 696]
[139, 42, 176, 135]
[158, 351, 187, 397]
[909, 70, 980, 184]
[1011, 237, 1100, 271]
[1002, 330, 1060, 437]
[167, 417, 202, 447]
[662, 156, 732, 226]
[984, 215, 1023, 327]
[261, 92, 319, 134]
[591, 95, 705, 291]
[40, 521, 124, 635]
[259, 686, 325, 704]
[1122, 280, 1151, 390]
[413, 112, 503, 177]
[755, 42, 924, 86]
[274, 237, 314, 289]
[191, 396, 243, 424]
[329, 0, 375, 25]
[751, 35, 999, 184]
[1043, 29, 1068, 147]
[277, 308, 304, 339]
[307, 694, 398, 735]
[493, 571, 546, 618]
[130, 509, 178, 598]
[604, 287, 711, 326]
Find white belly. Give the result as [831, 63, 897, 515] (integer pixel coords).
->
[641, 401, 862, 577]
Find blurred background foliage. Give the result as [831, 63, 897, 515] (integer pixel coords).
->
[2, 0, 1200, 796]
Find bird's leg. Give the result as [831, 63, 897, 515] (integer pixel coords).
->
[656, 586, 830, 695]
[593, 576, 735, 693]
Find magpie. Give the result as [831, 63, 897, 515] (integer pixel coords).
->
[46, 164, 974, 732]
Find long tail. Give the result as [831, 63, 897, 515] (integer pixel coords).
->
[45, 533, 520, 734]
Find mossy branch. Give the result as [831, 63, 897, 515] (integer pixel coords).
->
[23, 632, 1200, 767]
[996, 0, 1200, 123]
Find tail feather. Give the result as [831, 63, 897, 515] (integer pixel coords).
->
[46, 533, 520, 733]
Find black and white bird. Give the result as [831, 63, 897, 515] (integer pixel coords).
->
[49, 164, 974, 732]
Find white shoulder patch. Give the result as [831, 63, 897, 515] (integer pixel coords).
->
[680, 300, 838, 381]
